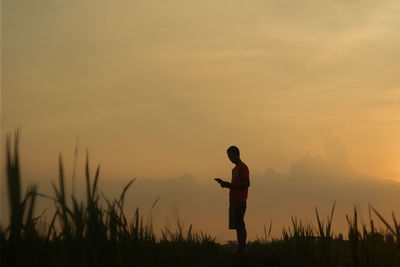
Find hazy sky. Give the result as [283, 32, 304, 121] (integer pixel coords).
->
[2, 0, 400, 240]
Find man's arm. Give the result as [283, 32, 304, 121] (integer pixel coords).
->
[221, 179, 249, 189]
[214, 178, 232, 188]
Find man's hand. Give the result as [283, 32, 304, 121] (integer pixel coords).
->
[214, 178, 231, 188]
[214, 178, 223, 184]
[220, 181, 231, 188]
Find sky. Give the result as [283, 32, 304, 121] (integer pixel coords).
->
[2, 0, 400, 241]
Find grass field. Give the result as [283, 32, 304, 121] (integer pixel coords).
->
[1, 133, 400, 267]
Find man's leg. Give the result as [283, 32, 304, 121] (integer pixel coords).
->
[236, 226, 247, 252]
[236, 202, 247, 252]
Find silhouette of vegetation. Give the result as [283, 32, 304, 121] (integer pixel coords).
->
[1, 132, 400, 266]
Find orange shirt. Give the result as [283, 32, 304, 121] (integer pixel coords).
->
[229, 162, 249, 202]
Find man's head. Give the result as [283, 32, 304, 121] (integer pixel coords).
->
[227, 146, 241, 164]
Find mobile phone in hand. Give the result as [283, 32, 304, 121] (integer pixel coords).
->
[214, 178, 223, 184]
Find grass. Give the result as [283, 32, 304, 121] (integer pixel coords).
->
[1, 132, 400, 266]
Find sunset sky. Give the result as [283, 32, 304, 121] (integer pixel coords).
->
[2, 0, 400, 240]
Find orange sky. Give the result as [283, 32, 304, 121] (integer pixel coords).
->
[2, 0, 400, 240]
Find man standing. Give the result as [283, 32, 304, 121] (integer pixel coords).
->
[215, 146, 250, 253]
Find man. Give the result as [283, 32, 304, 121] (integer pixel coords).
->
[215, 145, 250, 253]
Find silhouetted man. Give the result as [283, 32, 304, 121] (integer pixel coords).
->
[215, 146, 250, 253]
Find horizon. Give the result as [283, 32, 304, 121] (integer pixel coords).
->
[1, 133, 400, 242]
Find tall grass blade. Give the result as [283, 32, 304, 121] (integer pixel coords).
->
[118, 178, 135, 208]
[6, 131, 23, 240]
[85, 150, 91, 207]
[92, 165, 100, 200]
[71, 136, 79, 196]
[370, 206, 396, 236]
[315, 207, 324, 238]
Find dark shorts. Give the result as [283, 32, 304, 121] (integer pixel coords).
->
[229, 201, 246, 230]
